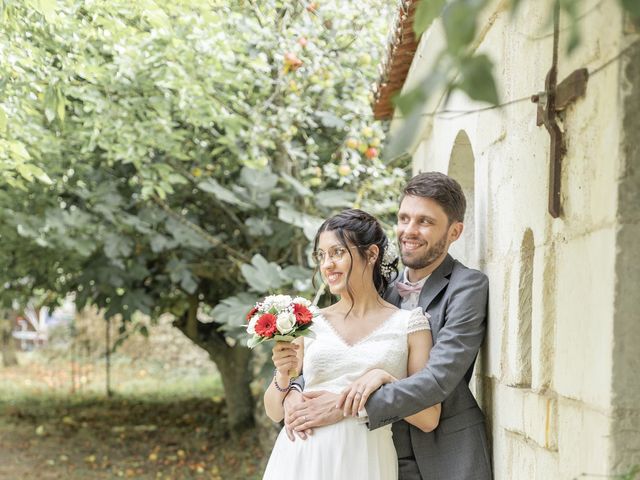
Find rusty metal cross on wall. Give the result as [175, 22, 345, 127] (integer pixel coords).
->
[531, 4, 589, 218]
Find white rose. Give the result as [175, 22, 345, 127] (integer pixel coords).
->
[247, 315, 259, 335]
[292, 296, 311, 307]
[276, 312, 296, 335]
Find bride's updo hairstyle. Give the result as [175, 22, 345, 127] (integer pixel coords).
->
[312, 209, 398, 305]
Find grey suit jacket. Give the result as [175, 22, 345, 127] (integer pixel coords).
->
[366, 254, 492, 480]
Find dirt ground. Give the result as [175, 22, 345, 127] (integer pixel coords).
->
[0, 318, 272, 480]
[0, 361, 270, 480]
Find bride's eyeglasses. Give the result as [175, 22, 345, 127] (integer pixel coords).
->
[312, 246, 358, 266]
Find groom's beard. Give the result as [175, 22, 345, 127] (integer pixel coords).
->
[399, 232, 448, 270]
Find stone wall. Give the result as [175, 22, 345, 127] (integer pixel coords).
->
[388, 0, 640, 477]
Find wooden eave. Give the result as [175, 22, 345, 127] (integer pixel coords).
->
[372, 0, 421, 120]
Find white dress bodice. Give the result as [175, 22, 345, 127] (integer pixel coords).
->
[303, 307, 431, 394]
[263, 306, 430, 480]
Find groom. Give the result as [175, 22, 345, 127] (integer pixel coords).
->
[282, 172, 492, 479]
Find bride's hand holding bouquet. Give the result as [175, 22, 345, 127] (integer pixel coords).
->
[245, 294, 317, 379]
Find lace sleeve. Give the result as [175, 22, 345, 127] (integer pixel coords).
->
[407, 307, 431, 334]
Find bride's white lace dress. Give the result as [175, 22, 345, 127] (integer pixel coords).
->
[262, 307, 430, 480]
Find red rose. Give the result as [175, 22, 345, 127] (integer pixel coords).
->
[246, 306, 259, 321]
[293, 304, 313, 326]
[254, 313, 278, 337]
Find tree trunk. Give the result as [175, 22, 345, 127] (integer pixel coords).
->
[209, 345, 255, 433]
[1, 311, 18, 367]
[173, 301, 255, 434]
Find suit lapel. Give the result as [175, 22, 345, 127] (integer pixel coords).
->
[418, 254, 454, 310]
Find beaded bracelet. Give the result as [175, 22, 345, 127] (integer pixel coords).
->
[273, 369, 294, 392]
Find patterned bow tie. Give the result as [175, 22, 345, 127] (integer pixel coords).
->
[395, 281, 424, 298]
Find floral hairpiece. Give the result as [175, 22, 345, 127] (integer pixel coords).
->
[380, 242, 398, 280]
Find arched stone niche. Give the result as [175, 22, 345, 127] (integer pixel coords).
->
[447, 130, 477, 268]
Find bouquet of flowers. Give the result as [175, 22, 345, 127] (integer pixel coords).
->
[245, 294, 317, 349]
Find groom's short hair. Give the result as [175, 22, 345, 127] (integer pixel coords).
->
[401, 172, 466, 224]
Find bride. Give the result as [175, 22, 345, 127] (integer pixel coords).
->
[261, 209, 441, 480]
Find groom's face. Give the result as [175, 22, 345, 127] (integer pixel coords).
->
[396, 195, 462, 273]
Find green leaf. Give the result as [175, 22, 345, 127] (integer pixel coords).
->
[393, 65, 447, 116]
[414, 0, 446, 35]
[15, 163, 52, 184]
[180, 273, 198, 294]
[281, 265, 313, 283]
[245, 217, 274, 236]
[240, 166, 278, 191]
[165, 218, 212, 250]
[442, 0, 482, 54]
[247, 335, 266, 349]
[385, 68, 448, 160]
[44, 85, 57, 124]
[240, 254, 286, 293]
[457, 54, 499, 105]
[277, 204, 324, 241]
[26, 0, 56, 21]
[316, 111, 346, 129]
[394, 86, 426, 117]
[56, 86, 65, 122]
[38, 0, 56, 21]
[280, 172, 312, 197]
[315, 190, 357, 208]
[559, 0, 581, 53]
[104, 233, 133, 260]
[211, 292, 258, 327]
[198, 179, 251, 208]
[150, 234, 176, 253]
[0, 107, 6, 134]
[167, 259, 199, 294]
[566, 21, 580, 53]
[240, 167, 278, 207]
[621, 0, 640, 16]
[9, 141, 30, 161]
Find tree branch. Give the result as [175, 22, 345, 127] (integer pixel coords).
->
[150, 195, 251, 263]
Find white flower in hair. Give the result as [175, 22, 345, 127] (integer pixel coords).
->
[380, 242, 398, 280]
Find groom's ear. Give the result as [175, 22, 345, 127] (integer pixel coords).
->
[448, 222, 464, 242]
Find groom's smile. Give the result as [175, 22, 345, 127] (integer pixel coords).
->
[396, 195, 463, 280]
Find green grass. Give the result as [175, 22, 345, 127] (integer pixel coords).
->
[0, 354, 267, 480]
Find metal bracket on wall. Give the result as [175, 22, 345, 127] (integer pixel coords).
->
[530, 4, 589, 218]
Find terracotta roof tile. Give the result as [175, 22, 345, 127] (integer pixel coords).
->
[373, 0, 421, 120]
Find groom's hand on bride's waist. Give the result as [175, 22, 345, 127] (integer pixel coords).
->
[286, 390, 344, 438]
[283, 390, 310, 441]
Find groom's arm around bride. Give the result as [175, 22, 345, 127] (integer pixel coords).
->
[284, 172, 492, 479]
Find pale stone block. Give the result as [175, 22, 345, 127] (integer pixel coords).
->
[553, 228, 616, 408]
[557, 399, 612, 479]
[612, 224, 640, 408]
[531, 243, 554, 391]
[499, 431, 560, 480]
[484, 259, 508, 379]
[497, 385, 559, 450]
